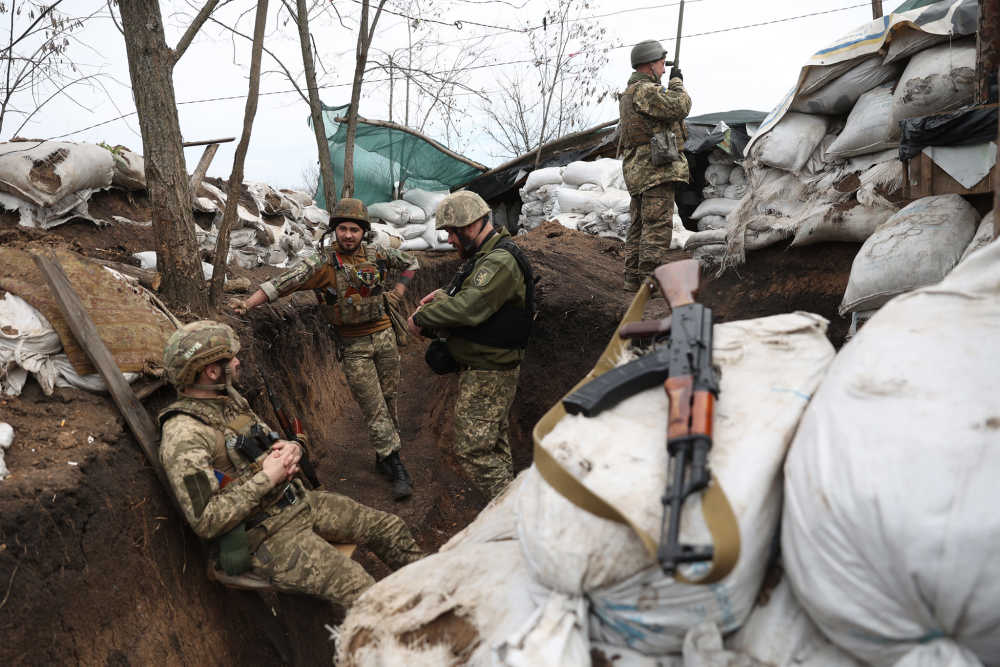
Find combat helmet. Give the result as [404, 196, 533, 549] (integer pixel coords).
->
[630, 39, 669, 69]
[163, 320, 240, 388]
[330, 197, 371, 232]
[435, 190, 490, 230]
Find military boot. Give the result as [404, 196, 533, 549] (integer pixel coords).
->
[376, 451, 413, 501]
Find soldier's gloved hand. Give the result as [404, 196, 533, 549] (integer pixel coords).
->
[670, 66, 683, 81]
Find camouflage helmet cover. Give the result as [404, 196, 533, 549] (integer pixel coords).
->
[163, 320, 240, 387]
[435, 190, 490, 230]
[330, 197, 371, 232]
[631, 40, 670, 69]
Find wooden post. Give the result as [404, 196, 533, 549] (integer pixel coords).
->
[995, 67, 1000, 240]
[978, 0, 1000, 105]
[188, 143, 221, 193]
[871, 1, 883, 19]
[32, 253, 168, 490]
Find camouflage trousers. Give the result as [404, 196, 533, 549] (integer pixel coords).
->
[249, 489, 423, 607]
[453, 366, 519, 499]
[626, 182, 676, 287]
[341, 327, 401, 458]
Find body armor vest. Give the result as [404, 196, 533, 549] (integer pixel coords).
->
[619, 81, 687, 152]
[315, 244, 389, 327]
[159, 398, 261, 479]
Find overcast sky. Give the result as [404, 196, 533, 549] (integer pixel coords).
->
[6, 0, 893, 191]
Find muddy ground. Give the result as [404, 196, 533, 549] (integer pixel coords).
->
[0, 206, 858, 665]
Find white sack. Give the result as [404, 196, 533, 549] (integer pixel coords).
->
[728, 165, 746, 185]
[684, 228, 728, 250]
[797, 58, 863, 96]
[523, 167, 564, 192]
[783, 239, 1000, 667]
[109, 147, 145, 191]
[368, 222, 403, 250]
[562, 158, 624, 190]
[0, 421, 11, 480]
[825, 83, 897, 159]
[396, 222, 428, 240]
[336, 541, 539, 667]
[368, 199, 426, 226]
[791, 202, 896, 246]
[400, 237, 430, 251]
[790, 55, 902, 115]
[520, 313, 836, 655]
[748, 113, 829, 173]
[280, 189, 313, 208]
[957, 210, 995, 264]
[883, 26, 951, 64]
[704, 164, 733, 186]
[301, 204, 329, 227]
[856, 158, 905, 208]
[553, 213, 583, 230]
[691, 198, 739, 220]
[839, 194, 978, 314]
[556, 187, 604, 215]
[402, 188, 449, 218]
[697, 215, 728, 232]
[892, 39, 976, 126]
[723, 184, 746, 200]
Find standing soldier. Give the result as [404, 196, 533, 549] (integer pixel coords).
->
[406, 191, 535, 500]
[233, 198, 417, 501]
[619, 39, 691, 292]
[159, 321, 424, 607]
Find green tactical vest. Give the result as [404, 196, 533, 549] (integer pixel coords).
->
[619, 81, 687, 153]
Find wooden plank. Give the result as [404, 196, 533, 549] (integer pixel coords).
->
[906, 152, 994, 199]
[182, 137, 235, 147]
[32, 253, 168, 489]
[189, 142, 221, 193]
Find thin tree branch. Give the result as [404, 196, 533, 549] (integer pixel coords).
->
[172, 0, 222, 64]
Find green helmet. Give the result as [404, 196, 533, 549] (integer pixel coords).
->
[330, 197, 371, 232]
[630, 40, 669, 69]
[163, 320, 240, 388]
[435, 190, 490, 230]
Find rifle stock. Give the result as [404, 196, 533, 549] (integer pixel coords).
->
[653, 259, 699, 307]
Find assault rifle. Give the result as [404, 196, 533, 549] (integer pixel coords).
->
[263, 383, 321, 489]
[562, 259, 718, 575]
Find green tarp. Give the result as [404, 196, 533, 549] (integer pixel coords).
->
[309, 104, 486, 210]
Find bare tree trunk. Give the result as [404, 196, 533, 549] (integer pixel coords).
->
[209, 0, 268, 310]
[294, 0, 337, 211]
[342, 0, 386, 199]
[119, 0, 209, 314]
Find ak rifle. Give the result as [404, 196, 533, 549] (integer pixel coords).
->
[264, 381, 321, 489]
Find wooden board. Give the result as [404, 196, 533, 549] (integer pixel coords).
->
[904, 151, 995, 199]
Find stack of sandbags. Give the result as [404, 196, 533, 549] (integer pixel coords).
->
[518, 166, 563, 230]
[783, 238, 1000, 666]
[368, 189, 454, 252]
[701, 148, 746, 204]
[337, 309, 837, 665]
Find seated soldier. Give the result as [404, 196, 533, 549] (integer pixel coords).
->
[158, 320, 423, 607]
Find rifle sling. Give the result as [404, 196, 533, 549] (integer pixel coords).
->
[531, 281, 740, 585]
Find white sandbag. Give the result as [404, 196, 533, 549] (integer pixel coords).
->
[707, 148, 733, 165]
[882, 26, 951, 64]
[839, 194, 978, 314]
[520, 313, 835, 655]
[791, 202, 896, 246]
[396, 222, 427, 240]
[783, 240, 1000, 667]
[856, 158, 905, 208]
[562, 158, 624, 189]
[109, 146, 145, 190]
[402, 188, 449, 218]
[0, 141, 114, 208]
[748, 113, 829, 173]
[556, 187, 604, 215]
[280, 189, 313, 208]
[825, 83, 897, 160]
[337, 541, 539, 667]
[704, 164, 733, 186]
[684, 228, 728, 250]
[797, 57, 863, 96]
[369, 200, 426, 226]
[400, 237, 430, 251]
[523, 167, 564, 192]
[892, 39, 976, 125]
[728, 165, 746, 185]
[957, 211, 995, 264]
[578, 183, 603, 193]
[723, 184, 746, 200]
[702, 185, 726, 200]
[697, 215, 728, 232]
[553, 213, 583, 230]
[691, 198, 739, 220]
[0, 422, 11, 480]
[790, 55, 902, 115]
[301, 204, 329, 227]
[368, 222, 403, 250]
[726, 579, 864, 667]
[671, 212, 692, 250]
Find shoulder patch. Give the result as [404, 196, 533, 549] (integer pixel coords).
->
[473, 266, 494, 288]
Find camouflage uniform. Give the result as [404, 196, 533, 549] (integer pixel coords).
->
[260, 243, 418, 459]
[413, 228, 531, 499]
[619, 71, 692, 287]
[159, 394, 423, 606]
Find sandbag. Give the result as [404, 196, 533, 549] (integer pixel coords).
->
[397, 222, 427, 240]
[839, 194, 978, 314]
[723, 184, 746, 200]
[400, 237, 430, 251]
[791, 201, 895, 246]
[892, 39, 976, 126]
[684, 228, 728, 250]
[523, 167, 564, 192]
[0, 422, 11, 479]
[555, 186, 604, 215]
[825, 83, 897, 160]
[402, 188, 449, 218]
[704, 164, 733, 186]
[748, 113, 829, 173]
[562, 158, 624, 189]
[728, 165, 746, 185]
[783, 239, 1000, 667]
[797, 57, 863, 96]
[301, 204, 329, 227]
[109, 146, 145, 191]
[691, 197, 739, 220]
[697, 215, 728, 232]
[882, 25, 951, 64]
[790, 55, 902, 115]
[856, 158, 905, 208]
[368, 200, 426, 226]
[521, 312, 836, 655]
[957, 210, 995, 264]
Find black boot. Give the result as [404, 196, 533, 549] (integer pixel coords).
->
[375, 453, 393, 481]
[384, 451, 412, 501]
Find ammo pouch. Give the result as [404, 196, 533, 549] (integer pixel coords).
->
[425, 338, 460, 375]
[216, 523, 253, 575]
[650, 130, 681, 167]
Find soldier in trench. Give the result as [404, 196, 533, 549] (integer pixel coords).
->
[232, 198, 418, 501]
[158, 320, 424, 607]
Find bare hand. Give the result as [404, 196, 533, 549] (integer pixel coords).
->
[262, 451, 291, 485]
[271, 440, 301, 476]
[228, 298, 248, 315]
[407, 313, 423, 338]
[419, 289, 442, 306]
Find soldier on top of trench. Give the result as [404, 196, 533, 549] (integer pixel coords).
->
[158, 320, 424, 607]
[619, 39, 691, 292]
[233, 198, 418, 501]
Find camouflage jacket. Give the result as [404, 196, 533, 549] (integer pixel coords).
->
[413, 228, 527, 370]
[159, 395, 299, 541]
[260, 242, 418, 335]
[619, 71, 692, 194]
